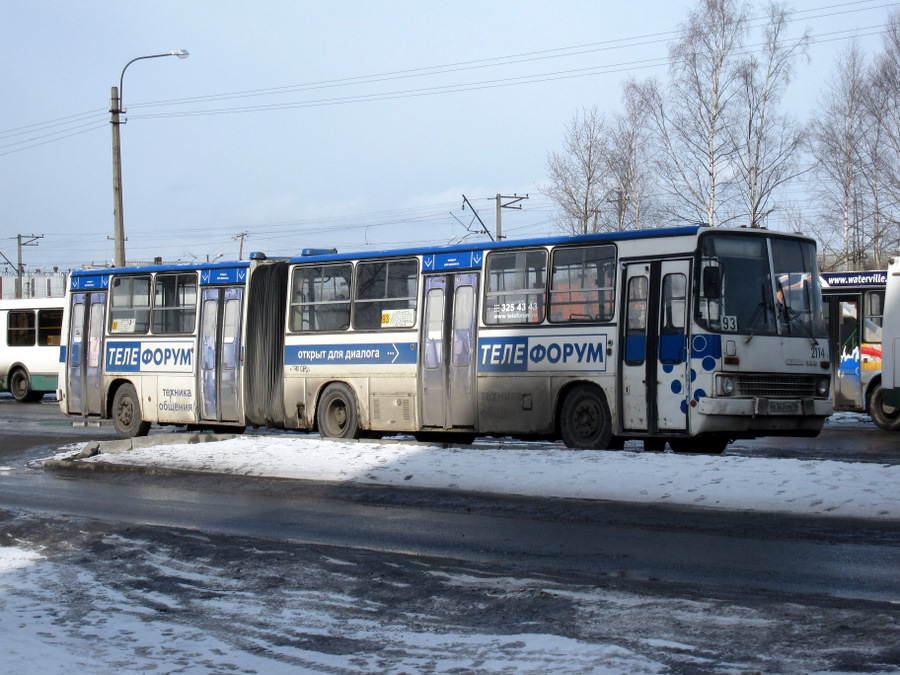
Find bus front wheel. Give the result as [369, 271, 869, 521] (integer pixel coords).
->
[317, 383, 360, 439]
[868, 383, 900, 431]
[9, 368, 43, 403]
[112, 383, 151, 438]
[559, 384, 613, 449]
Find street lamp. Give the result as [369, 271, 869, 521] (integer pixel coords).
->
[110, 50, 189, 268]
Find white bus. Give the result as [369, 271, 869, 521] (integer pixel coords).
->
[1, 297, 65, 402]
[58, 226, 832, 453]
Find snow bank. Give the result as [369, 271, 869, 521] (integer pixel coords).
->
[53, 431, 900, 521]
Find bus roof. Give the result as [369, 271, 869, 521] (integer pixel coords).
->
[67, 225, 816, 276]
[69, 259, 252, 278]
[0, 296, 66, 309]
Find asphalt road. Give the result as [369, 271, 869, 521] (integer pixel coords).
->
[2, 395, 900, 672]
[2, 396, 899, 600]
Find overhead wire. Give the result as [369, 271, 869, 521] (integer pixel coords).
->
[1, 0, 894, 148]
[1, 0, 896, 265]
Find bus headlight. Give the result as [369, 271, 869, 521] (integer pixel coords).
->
[816, 378, 830, 397]
[719, 376, 735, 396]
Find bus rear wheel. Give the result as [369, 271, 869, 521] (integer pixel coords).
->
[559, 384, 613, 449]
[9, 368, 43, 402]
[868, 383, 900, 431]
[317, 383, 360, 439]
[112, 383, 151, 438]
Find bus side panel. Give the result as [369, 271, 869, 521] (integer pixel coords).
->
[475, 373, 554, 436]
[283, 336, 420, 433]
[475, 328, 613, 437]
[103, 337, 198, 425]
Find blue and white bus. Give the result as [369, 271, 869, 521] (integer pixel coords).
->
[820, 270, 898, 430]
[58, 226, 832, 453]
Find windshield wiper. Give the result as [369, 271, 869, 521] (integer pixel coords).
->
[744, 283, 773, 343]
[781, 303, 820, 346]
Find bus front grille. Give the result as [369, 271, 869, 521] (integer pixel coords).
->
[736, 374, 818, 398]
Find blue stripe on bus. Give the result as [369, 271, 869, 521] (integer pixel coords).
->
[284, 342, 418, 366]
[70, 260, 251, 284]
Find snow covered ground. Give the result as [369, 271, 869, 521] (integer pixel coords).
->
[1, 411, 898, 673]
[46, 411, 900, 521]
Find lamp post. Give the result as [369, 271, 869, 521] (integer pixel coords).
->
[111, 50, 189, 268]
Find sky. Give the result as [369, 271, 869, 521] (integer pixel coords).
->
[1, 0, 896, 273]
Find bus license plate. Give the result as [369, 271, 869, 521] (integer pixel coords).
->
[769, 400, 800, 415]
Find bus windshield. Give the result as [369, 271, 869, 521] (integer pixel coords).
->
[697, 232, 826, 339]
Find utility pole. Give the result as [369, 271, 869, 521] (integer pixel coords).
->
[15, 234, 43, 299]
[495, 194, 528, 241]
[111, 84, 126, 268]
[110, 50, 190, 268]
[610, 189, 626, 231]
[233, 231, 250, 259]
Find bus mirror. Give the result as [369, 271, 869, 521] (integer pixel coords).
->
[703, 267, 721, 299]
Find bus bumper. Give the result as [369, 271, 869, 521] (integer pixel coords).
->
[695, 397, 833, 435]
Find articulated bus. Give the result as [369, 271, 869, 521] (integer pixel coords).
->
[1, 297, 64, 402]
[820, 270, 899, 430]
[58, 226, 832, 453]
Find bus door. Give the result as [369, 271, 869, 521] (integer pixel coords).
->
[620, 259, 691, 433]
[826, 294, 862, 409]
[66, 291, 106, 416]
[420, 273, 478, 430]
[199, 287, 244, 423]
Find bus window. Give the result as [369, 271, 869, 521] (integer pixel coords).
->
[661, 273, 687, 365]
[662, 274, 687, 333]
[37, 309, 63, 346]
[865, 290, 884, 342]
[549, 245, 616, 323]
[452, 285, 474, 367]
[7, 310, 35, 346]
[424, 288, 444, 369]
[152, 273, 197, 334]
[289, 264, 352, 332]
[625, 276, 648, 364]
[485, 249, 547, 324]
[110, 275, 150, 334]
[354, 259, 418, 330]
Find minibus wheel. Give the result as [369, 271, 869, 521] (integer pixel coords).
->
[112, 383, 151, 438]
[868, 383, 900, 431]
[317, 382, 360, 439]
[559, 384, 613, 449]
[9, 367, 43, 402]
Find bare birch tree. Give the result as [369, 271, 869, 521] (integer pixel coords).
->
[867, 9, 900, 264]
[604, 81, 657, 230]
[732, 1, 809, 228]
[643, 0, 751, 226]
[810, 42, 870, 270]
[542, 106, 611, 234]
